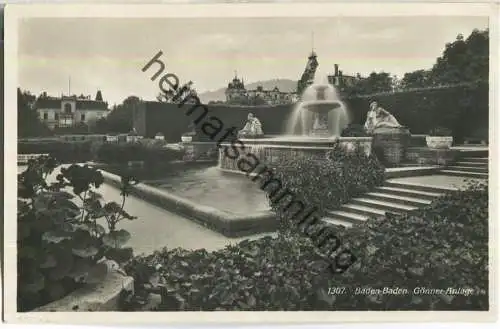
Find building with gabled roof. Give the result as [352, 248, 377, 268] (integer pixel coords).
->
[34, 90, 110, 129]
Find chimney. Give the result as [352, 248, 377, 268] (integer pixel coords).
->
[339, 70, 343, 77]
[334, 64, 339, 76]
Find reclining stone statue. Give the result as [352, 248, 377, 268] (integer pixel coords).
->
[364, 101, 403, 134]
[238, 113, 264, 138]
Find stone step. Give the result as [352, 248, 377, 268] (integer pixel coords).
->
[455, 161, 489, 168]
[340, 203, 390, 218]
[460, 157, 488, 164]
[440, 169, 488, 179]
[447, 166, 488, 173]
[384, 180, 457, 194]
[321, 217, 354, 228]
[351, 197, 417, 213]
[325, 209, 368, 225]
[365, 192, 432, 207]
[374, 186, 442, 201]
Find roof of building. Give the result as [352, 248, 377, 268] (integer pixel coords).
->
[34, 94, 109, 111]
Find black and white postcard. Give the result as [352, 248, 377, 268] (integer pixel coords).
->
[2, 1, 498, 324]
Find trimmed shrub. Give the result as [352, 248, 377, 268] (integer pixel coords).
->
[18, 141, 93, 163]
[95, 143, 183, 164]
[341, 124, 370, 137]
[17, 156, 138, 311]
[344, 81, 488, 143]
[265, 142, 385, 232]
[124, 181, 488, 311]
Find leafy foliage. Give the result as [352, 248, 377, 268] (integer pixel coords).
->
[347, 72, 394, 95]
[17, 88, 53, 138]
[398, 30, 488, 90]
[430, 29, 489, 85]
[18, 156, 138, 311]
[341, 124, 370, 137]
[92, 96, 141, 134]
[266, 142, 385, 232]
[126, 181, 488, 311]
[343, 29, 488, 143]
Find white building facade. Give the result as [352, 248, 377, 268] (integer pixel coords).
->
[35, 91, 109, 129]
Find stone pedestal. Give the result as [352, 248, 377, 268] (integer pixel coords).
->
[371, 127, 411, 166]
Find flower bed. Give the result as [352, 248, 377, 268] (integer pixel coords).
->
[267, 143, 385, 230]
[125, 181, 488, 311]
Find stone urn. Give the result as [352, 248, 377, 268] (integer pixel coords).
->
[426, 136, 453, 149]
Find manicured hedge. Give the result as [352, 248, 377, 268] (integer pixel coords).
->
[344, 81, 488, 143]
[18, 141, 93, 163]
[95, 142, 183, 164]
[140, 82, 487, 144]
[125, 181, 488, 311]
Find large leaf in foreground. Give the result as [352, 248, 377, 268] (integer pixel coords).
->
[85, 262, 109, 284]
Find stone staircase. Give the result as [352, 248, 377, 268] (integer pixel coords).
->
[320, 153, 488, 228]
[321, 180, 456, 227]
[440, 156, 489, 179]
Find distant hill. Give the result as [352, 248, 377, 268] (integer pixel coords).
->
[198, 78, 298, 103]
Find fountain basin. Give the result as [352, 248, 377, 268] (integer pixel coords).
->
[219, 136, 373, 174]
[300, 100, 342, 113]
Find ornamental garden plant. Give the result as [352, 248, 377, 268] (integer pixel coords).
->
[17, 156, 138, 311]
[267, 142, 385, 232]
[125, 180, 488, 311]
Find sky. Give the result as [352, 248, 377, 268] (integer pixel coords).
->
[18, 16, 488, 105]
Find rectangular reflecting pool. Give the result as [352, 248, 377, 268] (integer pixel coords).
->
[100, 163, 271, 215]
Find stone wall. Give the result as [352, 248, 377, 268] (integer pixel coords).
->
[219, 137, 373, 174]
[406, 147, 459, 166]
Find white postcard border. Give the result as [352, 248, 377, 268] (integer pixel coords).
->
[3, 1, 499, 324]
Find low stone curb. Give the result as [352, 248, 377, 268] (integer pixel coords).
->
[100, 170, 278, 237]
[34, 271, 134, 312]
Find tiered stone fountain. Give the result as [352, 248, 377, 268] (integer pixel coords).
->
[219, 82, 373, 173]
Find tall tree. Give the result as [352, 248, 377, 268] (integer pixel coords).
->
[400, 70, 431, 89]
[17, 88, 52, 137]
[429, 29, 489, 85]
[349, 72, 393, 95]
[100, 96, 140, 133]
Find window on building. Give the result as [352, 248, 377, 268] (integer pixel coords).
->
[43, 112, 48, 120]
[64, 103, 72, 114]
[54, 113, 59, 120]
[81, 113, 85, 121]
